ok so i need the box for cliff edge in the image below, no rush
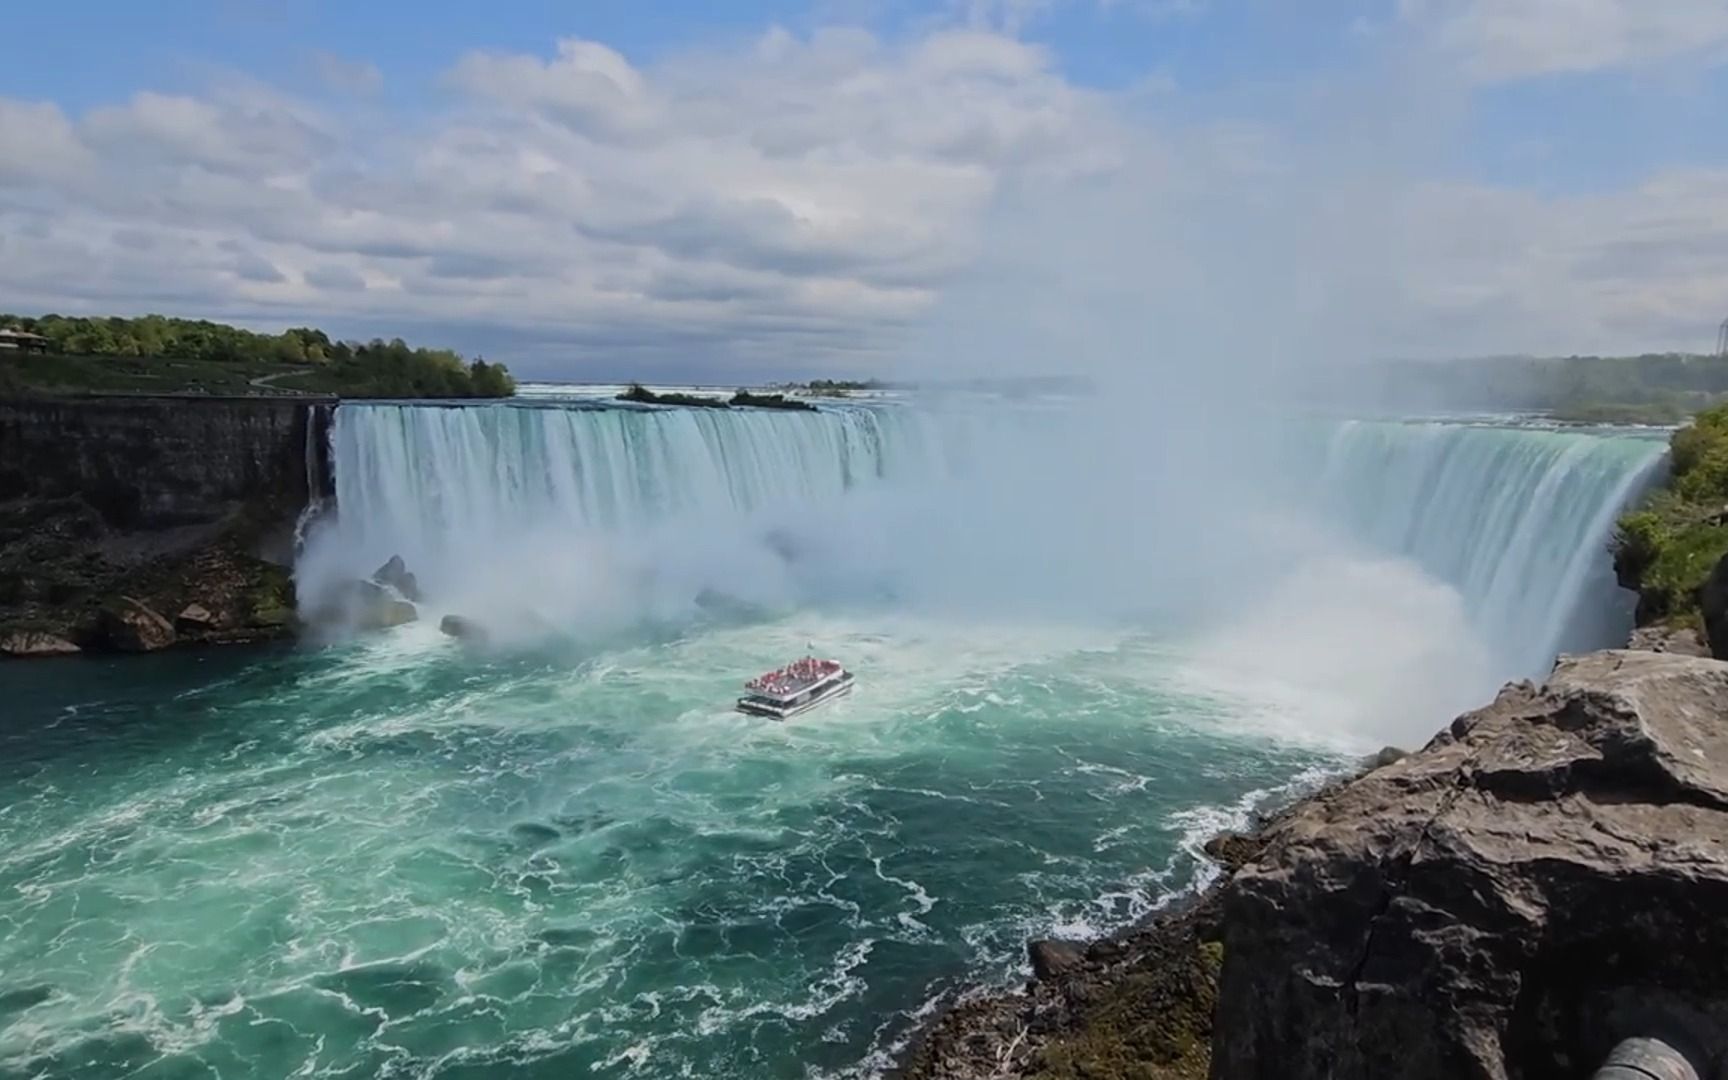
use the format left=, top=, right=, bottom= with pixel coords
left=0, top=397, right=328, bottom=656
left=900, top=650, right=1728, bottom=1079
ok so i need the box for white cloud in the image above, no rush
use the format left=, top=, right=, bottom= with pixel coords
left=1410, top=0, right=1728, bottom=80
left=450, top=39, right=663, bottom=145
left=0, top=99, right=92, bottom=183
left=956, top=0, right=1204, bottom=33
left=312, top=51, right=383, bottom=95
left=1, top=15, right=1727, bottom=377
left=0, top=27, right=1114, bottom=374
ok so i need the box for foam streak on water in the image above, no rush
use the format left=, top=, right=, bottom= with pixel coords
left=0, top=626, right=1339, bottom=1080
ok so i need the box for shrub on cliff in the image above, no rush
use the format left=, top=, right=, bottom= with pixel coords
left=0, top=362, right=28, bottom=399
left=1614, top=402, right=1728, bottom=625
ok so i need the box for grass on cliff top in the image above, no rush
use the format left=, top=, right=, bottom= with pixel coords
left=1, top=350, right=516, bottom=400
left=1614, top=402, right=1728, bottom=624
left=0, top=352, right=305, bottom=396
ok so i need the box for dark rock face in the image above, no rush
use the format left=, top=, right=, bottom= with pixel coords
left=0, top=397, right=319, bottom=529
left=0, top=398, right=321, bottom=656
left=1213, top=650, right=1728, bottom=1080
left=99, top=596, right=176, bottom=652
left=1701, top=552, right=1728, bottom=660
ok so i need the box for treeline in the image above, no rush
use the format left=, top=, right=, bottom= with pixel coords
left=618, top=384, right=815, bottom=411
left=1304, top=353, right=1728, bottom=421
left=313, top=339, right=515, bottom=398
left=0, top=313, right=514, bottom=398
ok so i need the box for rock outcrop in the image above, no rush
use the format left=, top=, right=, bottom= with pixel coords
left=1028, top=939, right=1086, bottom=983
left=0, top=398, right=326, bottom=657
left=902, top=902, right=1224, bottom=1080
left=1213, top=649, right=1728, bottom=1079
left=1702, top=552, right=1728, bottom=660
left=901, top=650, right=1728, bottom=1080
left=99, top=596, right=177, bottom=652
left=1629, top=623, right=1711, bottom=657
left=439, top=614, right=489, bottom=646
left=345, top=580, right=417, bottom=630
left=0, top=397, right=323, bottom=528
left=373, top=555, right=423, bottom=603
left=0, top=629, right=80, bottom=657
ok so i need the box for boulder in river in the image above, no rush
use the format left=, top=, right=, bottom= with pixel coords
left=1214, top=649, right=1728, bottom=1080
left=319, top=578, right=417, bottom=631
left=1028, top=939, right=1086, bottom=983
left=372, top=554, right=423, bottom=602
left=439, top=614, right=489, bottom=646
left=99, top=596, right=176, bottom=652
left=175, top=602, right=216, bottom=633
left=0, top=629, right=80, bottom=658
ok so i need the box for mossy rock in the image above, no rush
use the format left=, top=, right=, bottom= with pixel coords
left=1028, top=933, right=1222, bottom=1080
left=245, top=564, right=296, bottom=628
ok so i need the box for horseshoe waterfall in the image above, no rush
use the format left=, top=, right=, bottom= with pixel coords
left=1, top=396, right=1668, bottom=1080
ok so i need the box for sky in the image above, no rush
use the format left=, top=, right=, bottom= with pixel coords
left=3, top=0, right=1728, bottom=380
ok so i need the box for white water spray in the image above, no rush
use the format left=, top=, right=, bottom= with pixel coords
left=298, top=400, right=1664, bottom=731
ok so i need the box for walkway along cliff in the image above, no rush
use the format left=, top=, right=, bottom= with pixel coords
left=0, top=396, right=332, bottom=657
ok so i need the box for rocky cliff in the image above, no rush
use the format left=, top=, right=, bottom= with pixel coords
left=0, top=396, right=331, bottom=656
left=900, top=650, right=1728, bottom=1080
left=0, top=397, right=328, bottom=526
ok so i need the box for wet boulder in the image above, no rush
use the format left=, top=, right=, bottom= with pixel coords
left=372, top=554, right=423, bottom=602
left=1203, top=832, right=1266, bottom=874
left=99, top=596, right=176, bottom=652
left=0, top=629, right=80, bottom=658
left=1028, top=939, right=1086, bottom=983
left=439, top=614, right=489, bottom=646
left=316, top=578, right=417, bottom=631
left=175, top=602, right=216, bottom=633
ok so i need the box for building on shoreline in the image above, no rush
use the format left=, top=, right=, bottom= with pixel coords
left=0, top=328, right=51, bottom=354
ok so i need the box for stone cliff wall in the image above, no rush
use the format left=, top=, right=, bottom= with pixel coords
left=1213, top=649, right=1728, bottom=1080
left=0, top=396, right=331, bottom=528
left=901, top=650, right=1728, bottom=1080
left=0, top=396, right=333, bottom=656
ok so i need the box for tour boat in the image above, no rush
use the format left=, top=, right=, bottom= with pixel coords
left=737, top=656, right=855, bottom=719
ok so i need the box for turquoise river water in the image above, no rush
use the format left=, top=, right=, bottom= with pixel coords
left=0, top=398, right=1667, bottom=1079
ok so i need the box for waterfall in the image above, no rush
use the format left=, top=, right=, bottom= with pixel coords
left=324, top=402, right=950, bottom=559
left=1314, top=420, right=1665, bottom=675
left=297, top=401, right=983, bottom=625
left=303, top=400, right=1666, bottom=677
